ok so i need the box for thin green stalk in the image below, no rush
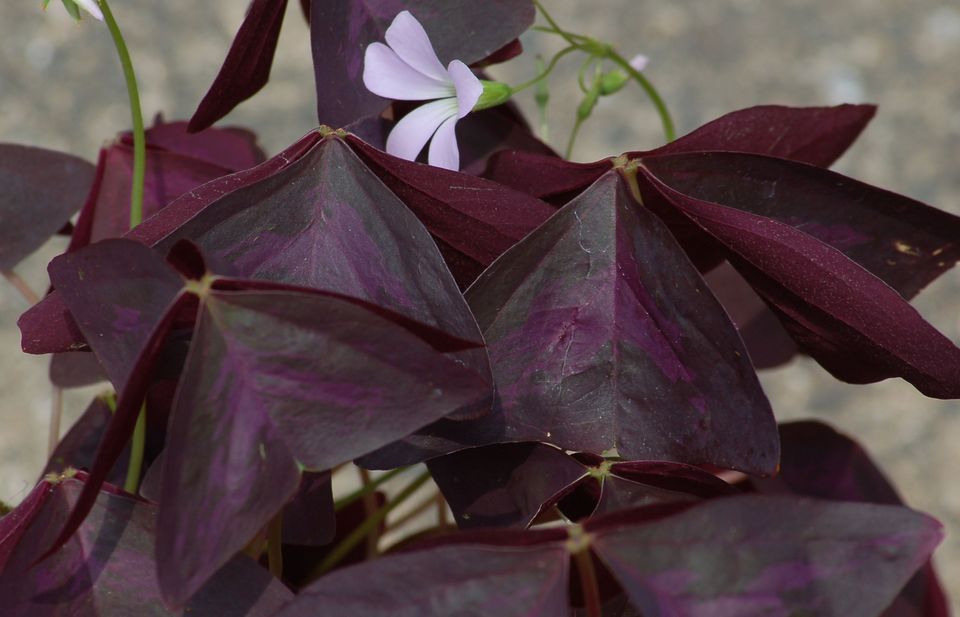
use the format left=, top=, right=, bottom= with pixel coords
left=312, top=469, right=432, bottom=578
left=99, top=0, right=146, bottom=228
left=609, top=51, right=676, bottom=142
left=100, top=0, right=148, bottom=493
left=510, top=45, right=577, bottom=94
left=334, top=466, right=408, bottom=512
left=123, top=403, right=146, bottom=493
left=533, top=0, right=582, bottom=48
left=48, top=386, right=63, bottom=457
left=565, top=114, right=586, bottom=159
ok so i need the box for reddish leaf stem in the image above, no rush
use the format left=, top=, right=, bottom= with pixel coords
left=574, top=549, right=602, bottom=617
left=2, top=269, right=40, bottom=305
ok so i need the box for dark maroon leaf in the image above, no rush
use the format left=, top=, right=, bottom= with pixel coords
left=467, top=170, right=778, bottom=473
left=0, top=144, right=94, bottom=269
left=147, top=135, right=500, bottom=465
left=273, top=542, right=570, bottom=617
left=48, top=239, right=187, bottom=392
left=188, top=0, right=290, bottom=132
left=309, top=0, right=534, bottom=127
left=347, top=134, right=558, bottom=287
left=752, top=421, right=949, bottom=617
left=428, top=442, right=587, bottom=528
left=282, top=471, right=334, bottom=547
left=128, top=130, right=322, bottom=248
left=49, top=351, right=106, bottom=388
left=279, top=491, right=386, bottom=591
left=483, top=149, right=611, bottom=206
left=643, top=103, right=877, bottom=166
left=151, top=137, right=486, bottom=363
left=156, top=285, right=492, bottom=605
left=68, top=120, right=265, bottom=253
left=471, top=38, right=525, bottom=68
left=593, top=461, right=736, bottom=516
left=702, top=261, right=797, bottom=369
left=42, top=395, right=129, bottom=488
left=642, top=151, right=960, bottom=300
left=431, top=443, right=735, bottom=529
left=638, top=168, right=960, bottom=397
left=587, top=495, right=943, bottom=617
left=482, top=104, right=876, bottom=207
left=134, top=119, right=265, bottom=171
left=457, top=103, right=557, bottom=176
left=36, top=293, right=189, bottom=568
left=0, top=472, right=54, bottom=573
left=0, top=476, right=292, bottom=616
left=277, top=493, right=940, bottom=616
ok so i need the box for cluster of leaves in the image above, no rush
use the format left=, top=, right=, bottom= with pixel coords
left=1, top=1, right=959, bottom=615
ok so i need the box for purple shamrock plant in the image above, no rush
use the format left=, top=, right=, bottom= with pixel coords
left=1, top=1, right=958, bottom=615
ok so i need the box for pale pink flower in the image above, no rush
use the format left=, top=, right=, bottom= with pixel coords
left=73, top=0, right=103, bottom=20
left=363, top=11, right=482, bottom=171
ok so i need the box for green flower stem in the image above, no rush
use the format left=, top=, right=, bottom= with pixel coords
left=509, top=45, right=577, bottom=94
left=334, top=465, right=409, bottom=512
left=533, top=0, right=582, bottom=48
left=100, top=0, right=148, bottom=494
left=48, top=386, right=63, bottom=457
left=123, top=402, right=146, bottom=494
left=313, top=469, right=432, bottom=578
left=532, top=0, right=676, bottom=144
left=565, top=112, right=586, bottom=159
left=99, top=0, right=145, bottom=228
left=609, top=50, right=676, bottom=142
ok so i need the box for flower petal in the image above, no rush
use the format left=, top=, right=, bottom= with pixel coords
left=386, top=98, right=458, bottom=162
left=74, top=0, right=104, bottom=21
left=447, top=60, right=482, bottom=119
left=428, top=115, right=461, bottom=171
left=629, top=54, right=650, bottom=72
left=364, top=42, right=453, bottom=101
left=384, top=10, right=449, bottom=82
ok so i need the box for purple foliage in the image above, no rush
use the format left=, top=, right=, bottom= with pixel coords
left=3, top=1, right=958, bottom=614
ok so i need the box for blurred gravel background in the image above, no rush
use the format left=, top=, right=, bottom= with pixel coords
left=1, top=0, right=957, bottom=608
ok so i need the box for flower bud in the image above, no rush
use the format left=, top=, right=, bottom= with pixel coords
left=599, top=70, right=629, bottom=96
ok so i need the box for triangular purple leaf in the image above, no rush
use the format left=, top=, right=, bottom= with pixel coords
left=346, top=134, right=557, bottom=287
left=0, top=475, right=292, bottom=616
left=751, top=421, right=949, bottom=617
left=589, top=495, right=943, bottom=617
left=430, top=443, right=736, bottom=529
left=481, top=104, right=877, bottom=206
left=188, top=0, right=290, bottom=132
left=47, top=239, right=186, bottom=392
left=282, top=471, right=335, bottom=547
left=273, top=542, right=570, bottom=617
left=156, top=284, right=492, bottom=605
left=68, top=120, right=265, bottom=253
left=702, top=261, right=797, bottom=369
left=467, top=170, right=778, bottom=472
left=638, top=168, right=960, bottom=397
left=643, top=103, right=877, bottom=166
left=642, top=151, right=960, bottom=299
left=428, top=442, right=587, bottom=528
left=0, top=144, right=94, bottom=269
